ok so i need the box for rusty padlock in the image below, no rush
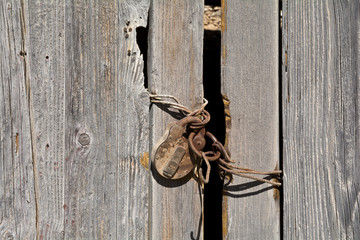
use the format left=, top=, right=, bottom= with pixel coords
left=152, top=116, right=205, bottom=180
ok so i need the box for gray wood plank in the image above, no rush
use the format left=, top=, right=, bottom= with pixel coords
left=221, top=0, right=280, bottom=239
left=26, top=1, right=66, bottom=238
left=1, top=0, right=150, bottom=239
left=63, top=0, right=150, bottom=239
left=282, top=0, right=360, bottom=239
left=148, top=1, right=204, bottom=239
left=0, top=1, right=37, bottom=238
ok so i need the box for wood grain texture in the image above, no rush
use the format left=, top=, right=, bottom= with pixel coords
left=282, top=0, right=360, bottom=239
left=1, top=0, right=150, bottom=239
left=27, top=1, right=66, bottom=238
left=148, top=0, right=204, bottom=239
left=221, top=0, right=280, bottom=239
left=0, top=1, right=37, bottom=238
left=64, top=0, right=150, bottom=239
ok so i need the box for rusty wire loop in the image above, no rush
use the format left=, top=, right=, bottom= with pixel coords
left=150, top=93, right=282, bottom=186
left=188, top=127, right=282, bottom=186
left=199, top=152, right=211, bottom=184
left=149, top=94, right=208, bottom=117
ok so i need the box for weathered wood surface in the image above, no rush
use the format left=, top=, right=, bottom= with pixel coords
left=148, top=0, right=204, bottom=239
left=0, top=1, right=37, bottom=238
left=1, top=0, right=150, bottom=239
left=221, top=0, right=280, bottom=239
left=282, top=0, right=360, bottom=239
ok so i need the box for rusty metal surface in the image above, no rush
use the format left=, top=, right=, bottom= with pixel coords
left=162, top=146, right=186, bottom=178
left=151, top=101, right=282, bottom=186
left=152, top=116, right=204, bottom=180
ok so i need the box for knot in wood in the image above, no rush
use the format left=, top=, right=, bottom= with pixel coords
left=78, top=133, right=90, bottom=146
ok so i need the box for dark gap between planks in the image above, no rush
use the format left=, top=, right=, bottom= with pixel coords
left=279, top=0, right=284, bottom=239
left=136, top=25, right=148, bottom=89
left=203, top=28, right=224, bottom=240
left=203, top=1, right=223, bottom=239
left=205, top=0, right=221, bottom=7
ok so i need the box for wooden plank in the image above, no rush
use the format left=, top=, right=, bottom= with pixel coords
left=148, top=0, right=204, bottom=239
left=282, top=0, right=360, bottom=239
left=221, top=0, right=280, bottom=239
left=26, top=1, right=66, bottom=238
left=1, top=0, right=150, bottom=238
left=63, top=0, right=150, bottom=239
left=0, top=1, right=37, bottom=238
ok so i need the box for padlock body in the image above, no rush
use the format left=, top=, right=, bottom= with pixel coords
left=152, top=122, right=197, bottom=180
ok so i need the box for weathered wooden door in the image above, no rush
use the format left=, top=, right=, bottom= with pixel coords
left=1, top=0, right=151, bottom=238
left=1, top=0, right=359, bottom=239
left=1, top=0, right=203, bottom=239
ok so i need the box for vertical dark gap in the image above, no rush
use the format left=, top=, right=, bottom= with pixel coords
left=136, top=24, right=149, bottom=89
left=279, top=1, right=284, bottom=240
left=203, top=1, right=223, bottom=239
left=205, top=0, right=221, bottom=6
